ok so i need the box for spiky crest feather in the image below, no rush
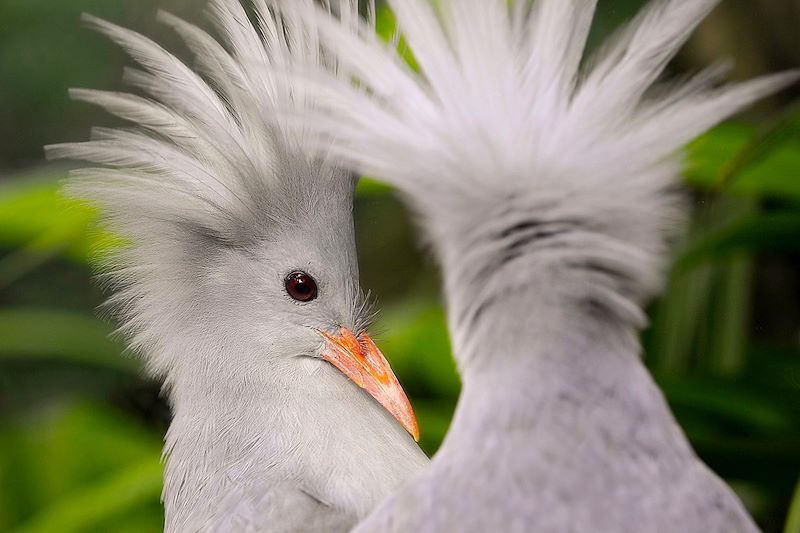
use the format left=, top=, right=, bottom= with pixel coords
left=280, top=0, right=796, bottom=336
left=46, top=0, right=367, bottom=377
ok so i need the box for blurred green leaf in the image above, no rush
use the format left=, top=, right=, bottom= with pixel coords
left=356, top=177, right=394, bottom=197
left=0, top=308, right=132, bottom=372
left=13, top=457, right=162, bottom=533
left=413, top=399, right=455, bottom=455
left=375, top=4, right=398, bottom=41
left=649, top=261, right=715, bottom=373
left=688, top=433, right=800, bottom=494
left=676, top=212, right=800, bottom=271
left=0, top=403, right=162, bottom=531
left=786, top=476, right=800, bottom=533
left=715, top=105, right=800, bottom=193
left=376, top=300, right=460, bottom=399
left=705, top=254, right=752, bottom=376
left=375, top=5, right=419, bottom=70
left=685, top=123, right=755, bottom=188
left=731, top=143, right=800, bottom=202
left=0, top=178, right=111, bottom=265
left=685, top=116, right=800, bottom=202
left=747, top=345, right=800, bottom=395
left=659, top=377, right=795, bottom=433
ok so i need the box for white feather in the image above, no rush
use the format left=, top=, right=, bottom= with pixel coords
left=46, top=1, right=369, bottom=375
left=280, top=0, right=797, bottom=311
left=271, top=1, right=796, bottom=531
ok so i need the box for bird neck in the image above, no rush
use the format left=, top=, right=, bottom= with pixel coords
left=432, top=203, right=651, bottom=376
left=447, top=269, right=642, bottom=408
left=160, top=343, right=426, bottom=532
left=162, top=360, right=308, bottom=531
left=430, top=204, right=692, bottom=477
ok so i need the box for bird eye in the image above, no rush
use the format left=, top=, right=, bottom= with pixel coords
left=285, top=271, right=318, bottom=302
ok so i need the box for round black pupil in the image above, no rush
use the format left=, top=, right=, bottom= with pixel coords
left=293, top=280, right=310, bottom=294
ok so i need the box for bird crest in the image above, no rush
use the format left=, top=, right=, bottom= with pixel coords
left=270, top=0, right=797, bottom=324
left=46, top=0, right=367, bottom=376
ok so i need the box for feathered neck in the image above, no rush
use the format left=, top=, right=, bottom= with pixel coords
left=161, top=333, right=424, bottom=532
left=424, top=187, right=658, bottom=372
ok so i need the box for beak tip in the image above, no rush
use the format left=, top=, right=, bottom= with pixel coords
left=404, top=413, right=420, bottom=442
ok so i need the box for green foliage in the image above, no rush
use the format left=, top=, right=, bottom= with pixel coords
left=372, top=301, right=460, bottom=453
left=1, top=1, right=799, bottom=531
left=0, top=307, right=132, bottom=371
left=786, top=477, right=800, bottom=533
left=0, top=404, right=163, bottom=533
left=0, top=178, right=116, bottom=288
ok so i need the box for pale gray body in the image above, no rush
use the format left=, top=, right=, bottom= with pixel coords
left=354, top=291, right=756, bottom=533
left=351, top=196, right=760, bottom=533
left=211, top=482, right=354, bottom=532
left=48, top=0, right=428, bottom=530
left=274, top=0, right=796, bottom=530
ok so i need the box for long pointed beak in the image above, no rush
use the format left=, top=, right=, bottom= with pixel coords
left=319, top=327, right=419, bottom=442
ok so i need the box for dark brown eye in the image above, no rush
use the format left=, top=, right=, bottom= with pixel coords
left=285, top=271, right=318, bottom=302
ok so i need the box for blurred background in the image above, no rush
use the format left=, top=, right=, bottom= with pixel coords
left=1, top=0, right=799, bottom=531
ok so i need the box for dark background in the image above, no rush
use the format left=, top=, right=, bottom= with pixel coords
left=1, top=0, right=799, bottom=531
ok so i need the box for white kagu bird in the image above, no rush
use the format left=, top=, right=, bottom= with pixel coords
left=276, top=0, right=798, bottom=531
left=46, top=0, right=428, bottom=531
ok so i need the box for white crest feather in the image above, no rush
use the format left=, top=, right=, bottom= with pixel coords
left=46, top=0, right=366, bottom=376
left=277, top=0, right=797, bottom=317
left=289, top=0, right=797, bottom=189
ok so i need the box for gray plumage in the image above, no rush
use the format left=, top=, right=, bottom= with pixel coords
left=272, top=0, right=798, bottom=531
left=46, top=1, right=427, bottom=530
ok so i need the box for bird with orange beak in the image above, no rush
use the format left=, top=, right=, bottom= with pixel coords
left=47, top=0, right=427, bottom=530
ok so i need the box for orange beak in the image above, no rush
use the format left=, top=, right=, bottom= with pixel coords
left=319, top=327, right=419, bottom=442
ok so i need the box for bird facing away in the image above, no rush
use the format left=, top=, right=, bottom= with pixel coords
left=276, top=0, right=798, bottom=531
left=46, top=0, right=428, bottom=530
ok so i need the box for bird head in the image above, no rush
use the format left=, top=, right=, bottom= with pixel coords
left=46, top=2, right=418, bottom=442
left=183, top=162, right=419, bottom=440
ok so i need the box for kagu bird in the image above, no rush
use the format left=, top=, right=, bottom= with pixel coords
left=47, top=0, right=427, bottom=531
left=280, top=0, right=798, bottom=531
